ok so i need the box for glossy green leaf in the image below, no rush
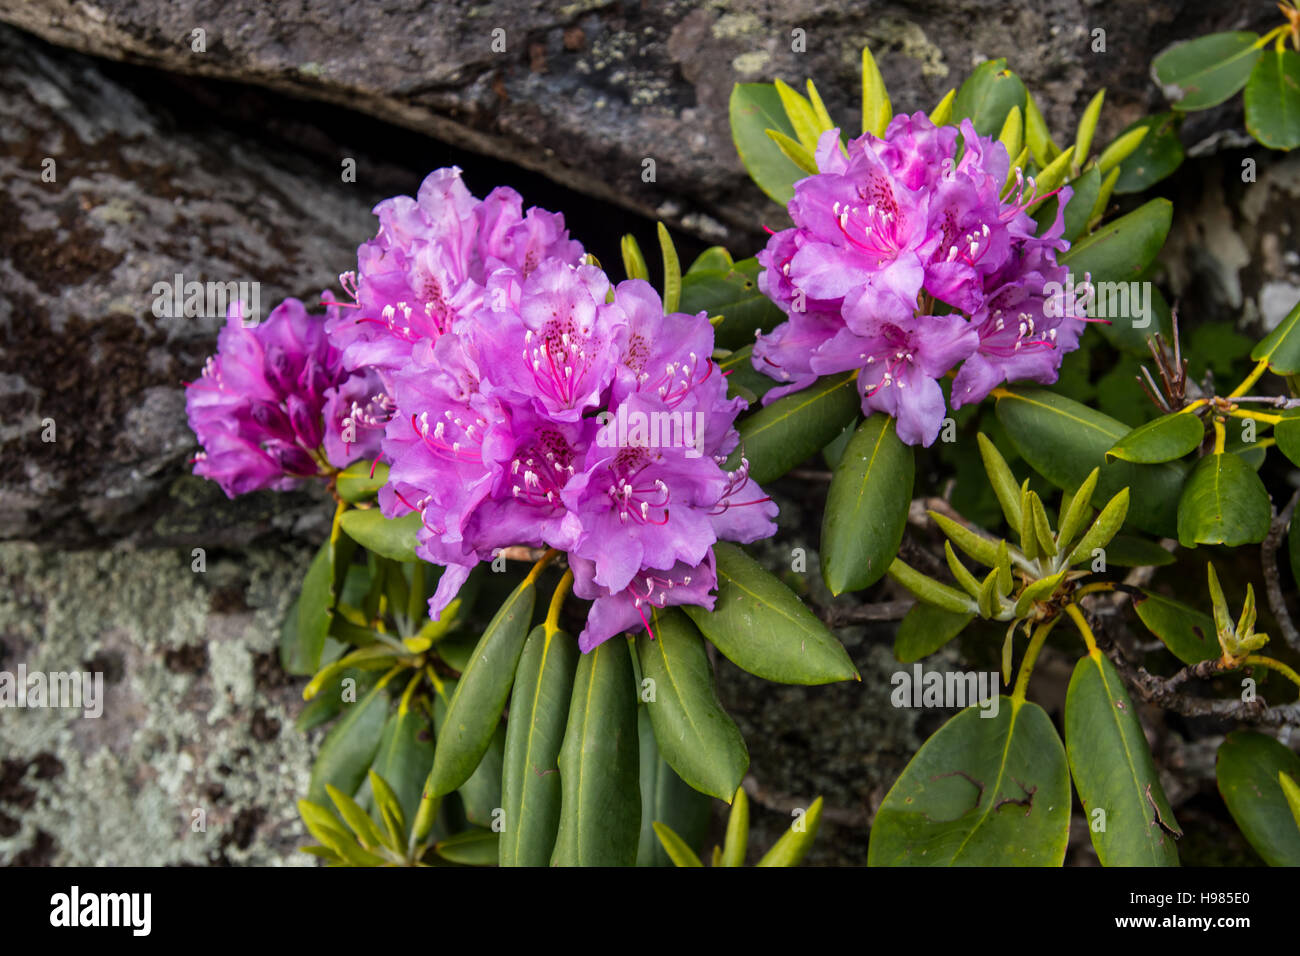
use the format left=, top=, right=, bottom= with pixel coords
left=552, top=637, right=641, bottom=866
left=657, top=222, right=682, bottom=314
left=1023, top=92, right=1058, bottom=166
left=868, top=698, right=1070, bottom=866
left=1216, top=731, right=1300, bottom=866
left=428, top=573, right=537, bottom=797
left=729, top=372, right=860, bottom=484
left=637, top=610, right=748, bottom=801
left=1066, top=650, right=1181, bottom=865
left=894, top=602, right=974, bottom=664
left=721, top=786, right=750, bottom=866
left=307, top=676, right=392, bottom=803
left=1113, top=113, right=1184, bottom=194
left=1133, top=589, right=1218, bottom=664
left=336, top=460, right=389, bottom=502
left=368, top=706, right=435, bottom=826
left=953, top=58, right=1027, bottom=138
left=652, top=822, right=704, bottom=867
left=821, top=414, right=914, bottom=594
left=1060, top=195, right=1171, bottom=283
left=500, top=624, right=578, bottom=867
left=286, top=525, right=356, bottom=675
left=339, top=509, right=421, bottom=562
left=757, top=796, right=824, bottom=867
left=621, top=233, right=649, bottom=281
left=1106, top=411, right=1204, bottom=463
left=1154, top=32, right=1261, bottom=111
left=679, top=256, right=786, bottom=350
left=1250, top=299, right=1300, bottom=374
left=888, top=558, right=979, bottom=615
left=977, top=432, right=1023, bottom=534
left=1245, top=47, right=1300, bottom=150
left=718, top=342, right=775, bottom=405
left=459, top=723, right=505, bottom=829
left=634, top=706, right=712, bottom=867
left=730, top=83, right=807, bottom=204
left=435, top=828, right=500, bottom=866
left=995, top=388, right=1186, bottom=537
left=1275, top=415, right=1300, bottom=466
left=1176, top=451, right=1272, bottom=547
left=685, top=542, right=858, bottom=685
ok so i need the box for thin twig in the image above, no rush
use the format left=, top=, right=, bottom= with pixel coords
left=1262, top=487, right=1300, bottom=655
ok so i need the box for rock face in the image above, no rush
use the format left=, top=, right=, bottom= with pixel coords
left=0, top=0, right=1275, bottom=242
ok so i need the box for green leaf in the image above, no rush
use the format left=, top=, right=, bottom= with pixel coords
left=953, top=58, right=1027, bottom=138
left=1216, top=731, right=1300, bottom=866
left=977, top=433, right=1023, bottom=534
left=1113, top=113, right=1184, bottom=194
left=1250, top=299, right=1300, bottom=374
left=1106, top=411, right=1204, bottom=463
left=1245, top=46, right=1300, bottom=149
left=929, top=88, right=956, bottom=127
left=685, top=543, right=858, bottom=685
left=1066, top=488, right=1128, bottom=566
left=336, top=461, right=389, bottom=502
left=1066, top=650, right=1181, bottom=865
left=500, top=624, right=578, bottom=867
left=657, top=222, right=682, bottom=314
left=435, top=828, right=500, bottom=866
left=286, top=525, right=357, bottom=675
left=861, top=46, right=892, bottom=137
left=1153, top=32, right=1261, bottom=112
left=651, top=822, right=704, bottom=867
left=339, top=509, right=421, bottom=562
left=634, top=706, right=712, bottom=867
left=1074, top=89, right=1104, bottom=164
left=1023, top=92, right=1058, bottom=166
left=730, top=83, right=807, bottom=204
left=821, top=414, right=914, bottom=594
left=1133, top=590, right=1219, bottom=664
left=679, top=256, right=786, bottom=350
left=308, top=675, right=392, bottom=803
left=552, top=637, right=641, bottom=866
left=888, top=559, right=979, bottom=615
left=621, top=234, right=649, bottom=281
left=428, top=573, right=537, bottom=797
left=729, top=372, right=860, bottom=485
left=636, top=610, right=748, bottom=801
left=995, top=388, right=1186, bottom=537
left=458, top=723, right=505, bottom=829
left=721, top=786, right=750, bottom=866
left=1103, top=535, right=1175, bottom=567
left=868, top=699, right=1070, bottom=865
left=1276, top=415, right=1300, bottom=466
left=894, top=602, right=974, bottom=664
left=1034, top=167, right=1099, bottom=244
left=368, top=706, right=435, bottom=826
left=757, top=796, right=824, bottom=867
left=774, top=78, right=823, bottom=150
left=1176, top=451, right=1272, bottom=547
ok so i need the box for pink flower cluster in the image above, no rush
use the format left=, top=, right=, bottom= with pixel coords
left=753, top=113, right=1088, bottom=446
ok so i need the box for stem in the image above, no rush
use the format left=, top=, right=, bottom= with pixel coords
left=1243, top=655, right=1300, bottom=692
left=523, top=549, right=560, bottom=588
left=1255, top=24, right=1289, bottom=50
left=1065, top=602, right=1100, bottom=655
left=545, top=569, right=575, bottom=637
left=1228, top=358, right=1270, bottom=398
left=1075, top=581, right=1117, bottom=598
left=1213, top=418, right=1227, bottom=454
left=1012, top=615, right=1060, bottom=704
left=1228, top=407, right=1282, bottom=425
left=1177, top=398, right=1207, bottom=415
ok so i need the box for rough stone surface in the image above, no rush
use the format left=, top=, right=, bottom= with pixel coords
left=0, top=0, right=1277, bottom=242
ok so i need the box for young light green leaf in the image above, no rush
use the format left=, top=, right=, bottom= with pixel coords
left=621, top=234, right=649, bottom=281
left=652, top=822, right=705, bottom=867
left=1074, top=89, right=1104, bottom=165
left=861, top=46, right=892, bottom=137
left=757, top=796, right=823, bottom=866
left=887, top=558, right=978, bottom=615
left=721, top=786, right=750, bottom=866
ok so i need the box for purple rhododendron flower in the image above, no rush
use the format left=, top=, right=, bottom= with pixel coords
left=187, top=297, right=372, bottom=497
left=327, top=167, right=584, bottom=384
left=379, top=261, right=777, bottom=652
left=753, top=112, right=1087, bottom=446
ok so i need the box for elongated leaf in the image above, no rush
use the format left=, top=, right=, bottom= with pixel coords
left=953, top=58, right=1027, bottom=138
left=821, top=414, right=914, bottom=594
left=552, top=637, right=640, bottom=866
left=652, top=822, right=704, bottom=867
left=435, top=828, right=500, bottom=866
left=636, top=610, right=748, bottom=801
left=730, top=373, right=860, bottom=484
left=1176, top=451, right=1272, bottom=547
left=679, top=256, right=786, bottom=350
left=1154, top=32, right=1261, bottom=111
left=757, top=796, right=824, bottom=866
left=1106, top=411, right=1203, bottom=463
left=730, top=83, right=807, bottom=204
left=1216, top=731, right=1300, bottom=866
left=368, top=706, right=435, bottom=826
left=459, top=723, right=505, bottom=828
left=995, top=388, right=1187, bottom=537
left=721, top=786, right=750, bottom=866
left=308, top=677, right=391, bottom=803
left=336, top=461, right=389, bottom=503
left=1133, top=590, right=1218, bottom=664
left=1245, top=47, right=1300, bottom=149
left=1034, top=167, right=1098, bottom=244
left=428, top=574, right=537, bottom=797
left=1066, top=650, right=1181, bottom=865
left=686, top=542, right=858, bottom=685
left=1276, top=415, right=1300, bottom=466
left=339, top=509, right=421, bottom=562
left=287, top=527, right=357, bottom=675
left=894, top=602, right=974, bottom=664
left=1103, top=535, right=1175, bottom=568
left=500, top=624, right=578, bottom=866
left=1114, top=113, right=1184, bottom=194
left=861, top=46, right=892, bottom=137
left=1250, top=299, right=1300, bottom=375
left=635, top=705, right=712, bottom=867
left=868, top=698, right=1070, bottom=866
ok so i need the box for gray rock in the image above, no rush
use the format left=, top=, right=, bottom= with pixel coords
left=0, top=0, right=1275, bottom=244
